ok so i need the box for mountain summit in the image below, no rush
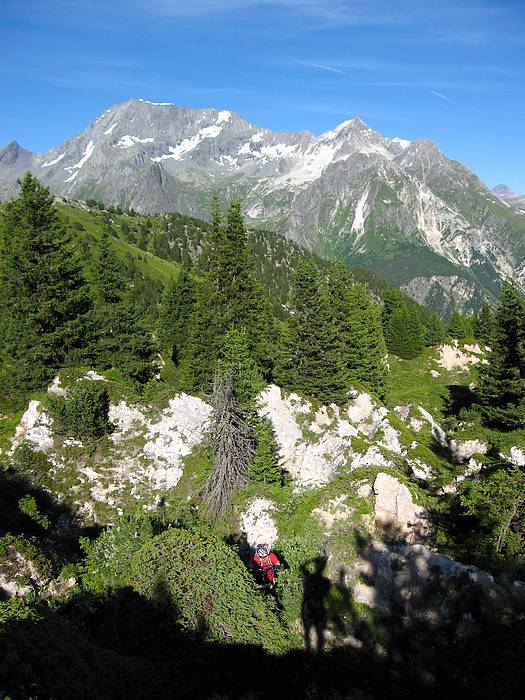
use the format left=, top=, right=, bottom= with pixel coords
left=1, top=97, right=524, bottom=316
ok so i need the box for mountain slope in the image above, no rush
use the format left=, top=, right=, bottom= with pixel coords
left=2, top=98, right=525, bottom=316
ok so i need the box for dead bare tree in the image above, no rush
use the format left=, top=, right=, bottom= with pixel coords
left=200, top=375, right=254, bottom=519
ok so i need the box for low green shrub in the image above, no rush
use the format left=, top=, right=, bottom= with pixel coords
left=80, top=508, right=154, bottom=594
left=18, top=495, right=50, bottom=531
left=130, top=528, right=290, bottom=653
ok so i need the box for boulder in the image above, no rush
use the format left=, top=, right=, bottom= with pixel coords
left=373, top=472, right=427, bottom=542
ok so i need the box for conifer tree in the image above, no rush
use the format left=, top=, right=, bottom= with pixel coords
left=447, top=312, right=472, bottom=340
left=327, top=263, right=387, bottom=399
left=424, top=313, right=446, bottom=346
left=286, top=260, right=348, bottom=404
left=249, top=419, right=282, bottom=485
left=476, top=282, right=525, bottom=430
left=181, top=275, right=221, bottom=392
left=187, top=198, right=273, bottom=390
left=0, top=173, right=92, bottom=398
left=216, top=326, right=264, bottom=409
left=474, top=302, right=497, bottom=345
left=461, top=451, right=525, bottom=560
left=382, top=289, right=424, bottom=360
left=157, top=267, right=195, bottom=364
left=219, top=200, right=272, bottom=370
left=90, top=230, right=157, bottom=385
left=200, top=376, right=253, bottom=519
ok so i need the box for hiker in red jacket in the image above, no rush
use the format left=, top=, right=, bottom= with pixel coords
left=253, top=543, right=281, bottom=589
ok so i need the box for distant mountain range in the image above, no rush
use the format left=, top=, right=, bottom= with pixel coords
left=1, top=97, right=524, bottom=316
left=491, top=184, right=525, bottom=214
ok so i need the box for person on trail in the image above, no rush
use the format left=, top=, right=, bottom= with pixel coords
left=253, top=543, right=281, bottom=589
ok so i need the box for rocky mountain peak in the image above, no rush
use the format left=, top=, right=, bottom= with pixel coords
left=492, top=183, right=516, bottom=199
left=0, top=141, right=33, bottom=164
left=1, top=98, right=524, bottom=318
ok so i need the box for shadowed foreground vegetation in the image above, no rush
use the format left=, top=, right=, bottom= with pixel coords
left=2, top=546, right=525, bottom=700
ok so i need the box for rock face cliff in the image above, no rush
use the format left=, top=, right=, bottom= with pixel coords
left=2, top=98, right=525, bottom=315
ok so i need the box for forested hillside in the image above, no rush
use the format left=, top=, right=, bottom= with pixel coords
left=1, top=176, right=525, bottom=699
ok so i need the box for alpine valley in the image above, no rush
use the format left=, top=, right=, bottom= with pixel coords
left=2, top=97, right=525, bottom=317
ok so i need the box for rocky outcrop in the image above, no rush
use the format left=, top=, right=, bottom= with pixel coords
left=240, top=498, right=278, bottom=548
left=435, top=341, right=488, bottom=372
left=257, top=385, right=407, bottom=490
left=373, top=472, right=427, bottom=543
left=347, top=539, right=525, bottom=630
left=8, top=390, right=213, bottom=523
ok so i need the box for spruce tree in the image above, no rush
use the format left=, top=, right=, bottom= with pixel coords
left=90, top=230, right=157, bottom=385
left=0, top=173, right=92, bottom=399
left=327, top=263, right=387, bottom=399
left=461, top=451, right=525, bottom=560
left=157, top=267, right=195, bottom=364
left=447, top=312, right=472, bottom=340
left=216, top=326, right=264, bottom=409
left=286, top=260, right=348, bottom=405
left=476, top=282, right=525, bottom=430
left=424, top=313, right=446, bottom=346
left=383, top=294, right=424, bottom=360
left=186, top=198, right=273, bottom=391
left=181, top=275, right=221, bottom=392
left=249, top=419, right=282, bottom=485
left=474, top=302, right=497, bottom=345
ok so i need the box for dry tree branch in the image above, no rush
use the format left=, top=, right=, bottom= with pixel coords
left=200, top=375, right=254, bottom=519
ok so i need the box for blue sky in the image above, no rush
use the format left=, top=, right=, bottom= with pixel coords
left=1, top=0, right=524, bottom=191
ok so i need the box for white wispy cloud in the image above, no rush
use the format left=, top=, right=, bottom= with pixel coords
left=295, top=60, right=345, bottom=74
left=430, top=90, right=456, bottom=103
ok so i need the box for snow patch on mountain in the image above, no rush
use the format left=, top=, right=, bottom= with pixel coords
left=216, top=110, right=231, bottom=124
left=151, top=124, right=224, bottom=162
left=104, top=123, right=118, bottom=136
left=117, top=135, right=154, bottom=148
left=63, top=140, right=95, bottom=182
left=274, top=141, right=340, bottom=187
left=41, top=153, right=65, bottom=168
left=138, top=99, right=173, bottom=106
left=392, top=137, right=410, bottom=149
left=351, top=189, right=369, bottom=238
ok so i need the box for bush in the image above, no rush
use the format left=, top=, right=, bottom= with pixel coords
left=48, top=382, right=111, bottom=440
left=18, top=495, right=50, bottom=530
left=0, top=596, right=40, bottom=624
left=80, top=508, right=155, bottom=594
left=10, top=444, right=54, bottom=489
left=130, top=528, right=290, bottom=652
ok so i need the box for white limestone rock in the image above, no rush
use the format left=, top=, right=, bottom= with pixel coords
left=408, top=459, right=433, bottom=480
left=257, top=385, right=356, bottom=489
left=81, top=370, right=107, bottom=382
left=47, top=376, right=67, bottom=396
left=436, top=341, right=488, bottom=371
left=449, top=439, right=487, bottom=463
left=351, top=446, right=392, bottom=470
left=373, top=472, right=426, bottom=541
left=508, top=446, right=525, bottom=466
left=11, top=400, right=54, bottom=453
left=241, top=498, right=278, bottom=547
